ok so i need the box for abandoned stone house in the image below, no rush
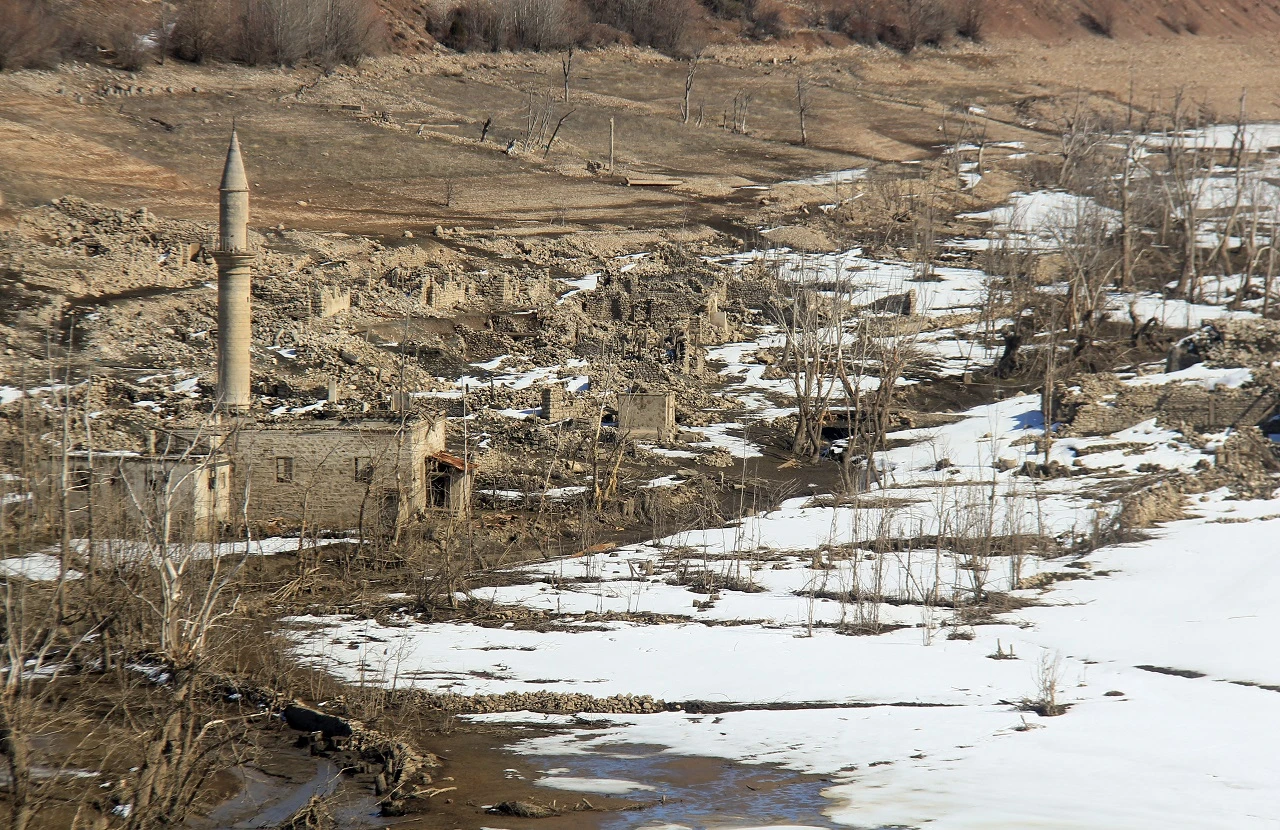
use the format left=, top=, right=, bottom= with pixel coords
left=68, top=416, right=470, bottom=539
left=217, top=416, right=466, bottom=529
left=65, top=448, right=233, bottom=542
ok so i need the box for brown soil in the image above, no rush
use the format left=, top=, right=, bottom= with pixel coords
left=6, top=36, right=1280, bottom=241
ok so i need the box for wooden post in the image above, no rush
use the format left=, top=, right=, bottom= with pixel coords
left=609, top=117, right=615, bottom=173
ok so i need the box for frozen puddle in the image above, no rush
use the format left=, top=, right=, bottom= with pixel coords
left=533, top=775, right=655, bottom=795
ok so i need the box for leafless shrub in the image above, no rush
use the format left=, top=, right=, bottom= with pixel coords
left=238, top=0, right=386, bottom=67
left=432, top=0, right=703, bottom=54
left=1024, top=649, right=1065, bottom=716
left=104, top=7, right=156, bottom=71
left=433, top=0, right=505, bottom=51
left=171, top=0, right=232, bottom=63
left=316, top=0, right=387, bottom=66
left=1079, top=0, right=1117, bottom=37
left=699, top=0, right=745, bottom=18
left=588, top=0, right=704, bottom=54
left=746, top=0, right=788, bottom=39
left=506, top=0, right=584, bottom=50
left=893, top=0, right=953, bottom=53
left=0, top=0, right=68, bottom=70
left=823, top=0, right=891, bottom=45
left=170, top=0, right=384, bottom=67
left=952, top=0, right=984, bottom=41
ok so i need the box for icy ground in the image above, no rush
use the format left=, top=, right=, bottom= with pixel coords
left=287, top=376, right=1280, bottom=828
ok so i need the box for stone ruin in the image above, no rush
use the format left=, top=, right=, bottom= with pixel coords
left=541, top=385, right=583, bottom=421
left=310, top=283, right=350, bottom=318
left=618, top=391, right=677, bottom=443
left=1057, top=318, right=1280, bottom=437
left=412, top=265, right=553, bottom=313
left=1056, top=371, right=1279, bottom=437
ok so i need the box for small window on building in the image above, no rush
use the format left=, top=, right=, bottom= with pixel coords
left=354, top=457, right=374, bottom=483
left=275, top=456, right=294, bottom=483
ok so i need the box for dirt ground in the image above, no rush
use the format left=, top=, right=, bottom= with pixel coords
left=5, top=35, right=1280, bottom=241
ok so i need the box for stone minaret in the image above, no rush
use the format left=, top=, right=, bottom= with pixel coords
left=212, top=130, right=254, bottom=412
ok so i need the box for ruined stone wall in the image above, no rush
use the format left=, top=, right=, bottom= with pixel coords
left=1060, top=375, right=1277, bottom=436
left=310, top=284, right=351, bottom=318
left=421, top=276, right=467, bottom=311
left=541, top=386, right=581, bottom=421
left=618, top=392, right=676, bottom=442
left=64, top=453, right=231, bottom=541
left=1157, top=385, right=1275, bottom=429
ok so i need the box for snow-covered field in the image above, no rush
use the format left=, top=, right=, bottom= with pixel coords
left=2, top=536, right=357, bottom=582
left=286, top=370, right=1280, bottom=827
left=280, top=180, right=1280, bottom=827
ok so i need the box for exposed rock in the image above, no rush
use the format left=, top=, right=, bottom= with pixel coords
left=488, top=801, right=559, bottom=818
left=282, top=704, right=353, bottom=738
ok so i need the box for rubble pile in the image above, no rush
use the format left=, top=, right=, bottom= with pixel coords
left=1, top=196, right=773, bottom=533
left=1201, top=318, right=1280, bottom=367
left=403, top=689, right=665, bottom=715
left=1057, top=370, right=1279, bottom=437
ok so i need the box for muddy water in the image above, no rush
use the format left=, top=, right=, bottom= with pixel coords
left=520, top=743, right=845, bottom=830
left=200, top=758, right=386, bottom=830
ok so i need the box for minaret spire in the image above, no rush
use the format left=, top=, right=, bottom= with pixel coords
left=218, top=129, right=250, bottom=252
left=213, top=128, right=254, bottom=412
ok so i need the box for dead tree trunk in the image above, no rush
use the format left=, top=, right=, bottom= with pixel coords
left=681, top=52, right=700, bottom=124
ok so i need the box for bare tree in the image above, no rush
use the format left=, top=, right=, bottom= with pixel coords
left=895, top=0, right=952, bottom=53
left=171, top=0, right=232, bottom=63
left=1053, top=198, right=1119, bottom=342
left=680, top=50, right=701, bottom=124
left=561, top=46, right=574, bottom=102
left=731, top=89, right=752, bottom=134
left=795, top=73, right=812, bottom=146
left=543, top=109, right=575, bottom=158
left=767, top=255, right=847, bottom=461
left=1149, top=91, right=1215, bottom=300
left=1055, top=95, right=1106, bottom=191
left=1, top=459, right=91, bottom=830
